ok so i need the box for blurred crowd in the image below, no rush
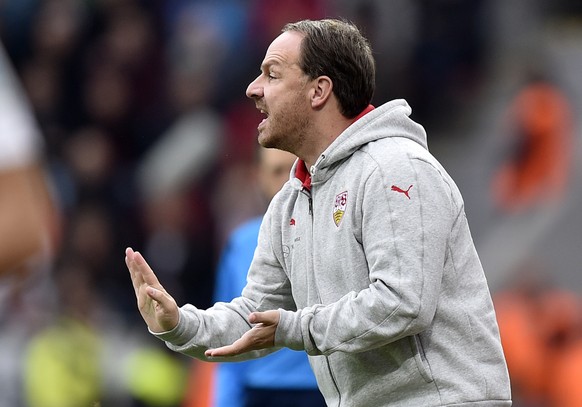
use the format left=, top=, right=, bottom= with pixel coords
left=1, top=0, right=581, bottom=406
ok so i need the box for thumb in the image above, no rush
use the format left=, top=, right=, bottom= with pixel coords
left=249, top=310, right=280, bottom=325
left=146, top=286, right=170, bottom=306
left=145, top=286, right=179, bottom=331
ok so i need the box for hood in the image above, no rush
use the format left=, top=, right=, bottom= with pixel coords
left=290, top=99, right=428, bottom=188
left=323, top=98, right=426, bottom=164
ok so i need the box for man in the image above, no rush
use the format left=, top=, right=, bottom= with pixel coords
left=0, top=40, right=59, bottom=407
left=211, top=147, right=324, bottom=407
left=0, top=42, right=57, bottom=276
left=126, top=19, right=512, bottom=406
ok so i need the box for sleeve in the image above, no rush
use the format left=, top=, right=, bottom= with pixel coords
left=277, top=157, right=455, bottom=355
left=0, top=43, right=42, bottom=170
left=154, top=210, right=294, bottom=361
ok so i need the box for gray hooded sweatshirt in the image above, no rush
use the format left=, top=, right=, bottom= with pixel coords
left=155, top=99, right=512, bottom=406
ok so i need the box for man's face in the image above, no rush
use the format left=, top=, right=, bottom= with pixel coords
left=246, top=31, right=312, bottom=153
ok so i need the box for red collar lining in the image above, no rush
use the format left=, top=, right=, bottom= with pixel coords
left=295, top=160, right=312, bottom=191
left=353, top=104, right=375, bottom=122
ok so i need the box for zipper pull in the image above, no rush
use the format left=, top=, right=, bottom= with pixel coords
left=308, top=197, right=313, bottom=215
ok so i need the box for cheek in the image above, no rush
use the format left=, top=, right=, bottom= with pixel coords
left=279, top=93, right=308, bottom=119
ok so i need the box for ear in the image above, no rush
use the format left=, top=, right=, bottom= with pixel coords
left=310, top=76, right=333, bottom=109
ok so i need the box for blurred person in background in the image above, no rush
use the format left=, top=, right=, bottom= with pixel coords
left=126, top=19, right=511, bottom=406
left=22, top=254, right=190, bottom=407
left=23, top=257, right=103, bottom=407
left=491, top=72, right=574, bottom=214
left=0, top=41, right=59, bottom=278
left=547, top=324, right=582, bottom=407
left=206, top=147, right=325, bottom=407
left=135, top=22, right=224, bottom=309
left=494, top=259, right=582, bottom=407
left=0, top=39, right=61, bottom=407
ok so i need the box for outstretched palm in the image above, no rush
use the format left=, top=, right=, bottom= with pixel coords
left=205, top=310, right=280, bottom=357
left=125, top=247, right=179, bottom=333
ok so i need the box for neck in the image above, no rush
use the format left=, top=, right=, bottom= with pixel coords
left=299, top=115, right=353, bottom=169
left=298, top=104, right=375, bottom=168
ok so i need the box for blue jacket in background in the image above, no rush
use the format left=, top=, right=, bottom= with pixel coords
left=212, top=216, right=319, bottom=407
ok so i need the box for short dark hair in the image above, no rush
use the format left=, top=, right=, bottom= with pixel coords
left=282, top=19, right=375, bottom=118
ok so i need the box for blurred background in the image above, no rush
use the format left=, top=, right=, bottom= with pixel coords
left=1, top=0, right=581, bottom=406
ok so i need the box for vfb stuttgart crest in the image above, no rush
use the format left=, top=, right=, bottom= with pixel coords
left=333, top=191, right=348, bottom=227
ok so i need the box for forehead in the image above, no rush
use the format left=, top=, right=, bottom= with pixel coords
left=261, top=31, right=304, bottom=69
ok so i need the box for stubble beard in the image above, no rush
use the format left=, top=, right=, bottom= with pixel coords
left=258, top=105, right=310, bottom=156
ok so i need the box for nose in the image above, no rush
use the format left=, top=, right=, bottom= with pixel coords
left=246, top=75, right=263, bottom=99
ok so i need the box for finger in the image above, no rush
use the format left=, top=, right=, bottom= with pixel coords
left=126, top=248, right=141, bottom=292
left=125, top=246, right=135, bottom=260
left=146, top=286, right=173, bottom=309
left=133, top=251, right=164, bottom=288
left=126, top=247, right=146, bottom=296
left=205, top=316, right=278, bottom=358
left=249, top=310, right=280, bottom=325
left=145, top=285, right=179, bottom=332
left=205, top=336, right=251, bottom=358
left=127, top=249, right=163, bottom=291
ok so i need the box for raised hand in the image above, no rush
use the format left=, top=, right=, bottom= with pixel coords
left=125, top=247, right=179, bottom=333
left=204, top=310, right=280, bottom=357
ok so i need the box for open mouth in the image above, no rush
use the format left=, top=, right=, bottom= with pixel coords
left=258, top=109, right=269, bottom=129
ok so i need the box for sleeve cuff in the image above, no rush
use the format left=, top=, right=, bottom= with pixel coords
left=150, top=306, right=199, bottom=346
left=275, top=308, right=307, bottom=351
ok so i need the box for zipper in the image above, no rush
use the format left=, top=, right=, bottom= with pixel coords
left=302, top=185, right=341, bottom=404
left=300, top=188, right=313, bottom=216
left=325, top=356, right=342, bottom=406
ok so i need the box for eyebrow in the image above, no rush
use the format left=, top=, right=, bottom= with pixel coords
left=260, top=60, right=282, bottom=72
left=261, top=61, right=304, bottom=78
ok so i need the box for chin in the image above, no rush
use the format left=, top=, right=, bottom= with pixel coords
left=257, top=135, right=268, bottom=148
left=259, top=130, right=291, bottom=151
left=258, top=133, right=276, bottom=149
